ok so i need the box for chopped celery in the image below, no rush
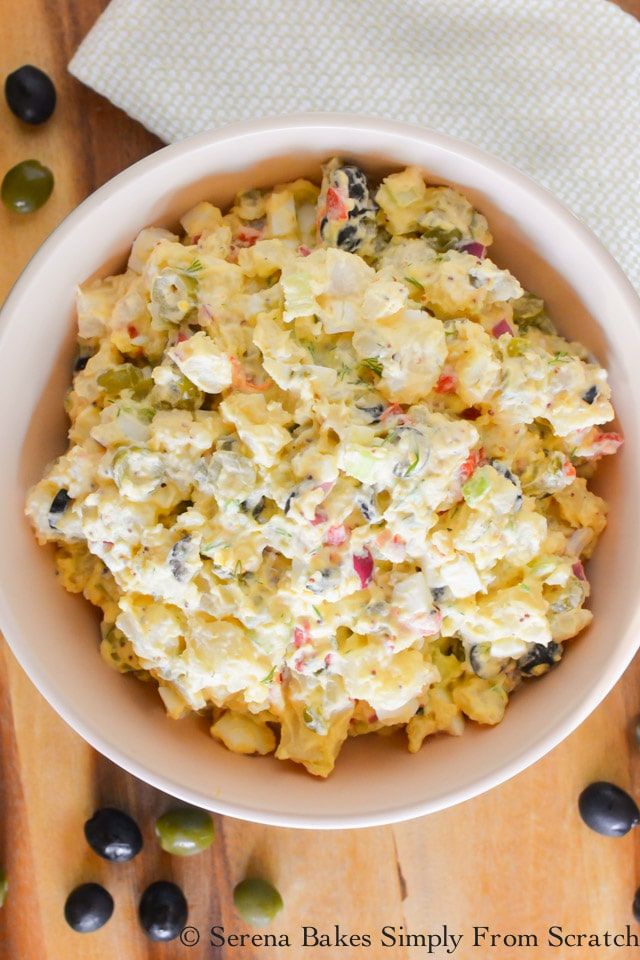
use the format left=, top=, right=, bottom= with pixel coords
left=341, top=447, right=379, bottom=483
left=527, top=555, right=560, bottom=579
left=462, top=466, right=492, bottom=506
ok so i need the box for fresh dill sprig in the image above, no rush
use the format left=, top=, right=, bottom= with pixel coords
left=360, top=357, right=383, bottom=376
left=404, top=450, right=421, bottom=476
left=183, top=258, right=204, bottom=275
left=261, top=665, right=277, bottom=684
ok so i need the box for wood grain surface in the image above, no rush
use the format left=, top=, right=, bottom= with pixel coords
left=1, top=2, right=640, bottom=958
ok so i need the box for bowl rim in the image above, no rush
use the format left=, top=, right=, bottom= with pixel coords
left=2, top=112, right=640, bottom=829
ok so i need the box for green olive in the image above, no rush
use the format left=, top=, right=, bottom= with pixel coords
left=174, top=374, right=203, bottom=409
left=1, top=159, right=53, bottom=213
left=421, top=225, right=462, bottom=252
left=153, top=371, right=203, bottom=411
left=97, top=364, right=146, bottom=397
left=233, top=877, right=283, bottom=927
left=133, top=378, right=153, bottom=400
left=0, top=869, right=7, bottom=907
left=512, top=292, right=545, bottom=321
left=151, top=269, right=197, bottom=323
left=155, top=807, right=215, bottom=857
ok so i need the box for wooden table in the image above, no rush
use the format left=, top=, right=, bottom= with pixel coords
left=1, top=2, right=639, bottom=957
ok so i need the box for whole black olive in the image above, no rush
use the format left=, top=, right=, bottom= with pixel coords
left=48, top=488, right=72, bottom=529
left=64, top=883, right=114, bottom=933
left=168, top=536, right=192, bottom=582
left=355, top=401, right=385, bottom=423
left=336, top=223, right=360, bottom=252
left=251, top=496, right=266, bottom=519
left=469, top=643, right=502, bottom=680
left=356, top=495, right=377, bottom=522
left=73, top=355, right=90, bottom=372
left=578, top=781, right=640, bottom=837
left=517, top=641, right=562, bottom=677
left=342, top=164, right=368, bottom=201
left=84, top=807, right=143, bottom=862
left=490, top=460, right=517, bottom=484
left=5, top=65, right=56, bottom=124
left=318, top=160, right=377, bottom=253
left=139, top=880, right=188, bottom=941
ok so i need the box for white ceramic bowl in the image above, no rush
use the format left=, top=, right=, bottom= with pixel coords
left=1, top=115, right=639, bottom=829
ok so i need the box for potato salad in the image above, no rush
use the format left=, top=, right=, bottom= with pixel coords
left=26, top=160, right=622, bottom=777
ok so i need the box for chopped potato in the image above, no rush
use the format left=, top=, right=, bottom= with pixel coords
left=211, top=711, right=276, bottom=755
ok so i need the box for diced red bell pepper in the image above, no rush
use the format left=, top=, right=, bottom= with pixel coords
left=459, top=448, right=484, bottom=482
left=326, top=187, right=348, bottom=222
left=230, top=356, right=271, bottom=392
left=435, top=372, right=457, bottom=394
left=234, top=226, right=262, bottom=248
left=293, top=619, right=311, bottom=648
left=380, top=403, right=404, bottom=421
left=590, top=431, right=623, bottom=457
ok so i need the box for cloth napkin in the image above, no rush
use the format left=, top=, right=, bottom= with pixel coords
left=69, top=0, right=640, bottom=290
